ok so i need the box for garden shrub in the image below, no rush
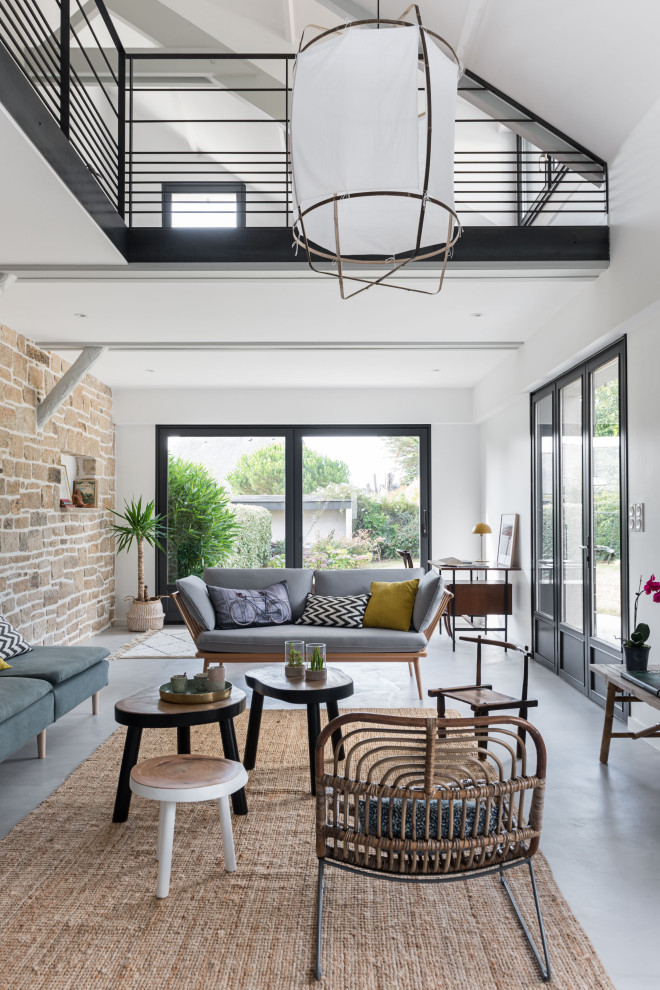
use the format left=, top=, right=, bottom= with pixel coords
left=224, top=504, right=272, bottom=568
left=167, top=456, right=238, bottom=581
left=355, top=487, right=420, bottom=559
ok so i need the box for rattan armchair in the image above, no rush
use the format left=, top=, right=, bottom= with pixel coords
left=314, top=712, right=550, bottom=981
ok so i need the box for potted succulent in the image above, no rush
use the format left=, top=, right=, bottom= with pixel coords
left=284, top=640, right=305, bottom=679
left=623, top=574, right=660, bottom=671
left=305, top=642, right=327, bottom=681
left=110, top=497, right=167, bottom=632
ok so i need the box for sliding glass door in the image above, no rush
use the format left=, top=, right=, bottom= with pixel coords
left=299, top=431, right=426, bottom=569
left=156, top=426, right=430, bottom=615
left=531, top=340, right=627, bottom=701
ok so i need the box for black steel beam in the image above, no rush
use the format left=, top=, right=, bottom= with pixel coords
left=125, top=225, right=609, bottom=266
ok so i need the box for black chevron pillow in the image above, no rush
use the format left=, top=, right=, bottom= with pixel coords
left=295, top=593, right=371, bottom=628
left=0, top=616, right=32, bottom=663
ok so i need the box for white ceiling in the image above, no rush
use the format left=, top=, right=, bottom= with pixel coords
left=0, top=269, right=592, bottom=388
left=3, top=0, right=652, bottom=392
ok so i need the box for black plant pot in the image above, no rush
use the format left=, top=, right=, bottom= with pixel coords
left=623, top=645, right=650, bottom=672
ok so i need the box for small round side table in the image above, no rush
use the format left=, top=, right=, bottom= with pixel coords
left=243, top=665, right=354, bottom=795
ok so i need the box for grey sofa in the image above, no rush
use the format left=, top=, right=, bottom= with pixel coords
left=173, top=567, right=452, bottom=699
left=0, top=645, right=110, bottom=762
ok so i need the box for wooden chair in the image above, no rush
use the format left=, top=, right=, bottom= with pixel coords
left=428, top=635, right=538, bottom=731
left=314, top=712, right=550, bottom=981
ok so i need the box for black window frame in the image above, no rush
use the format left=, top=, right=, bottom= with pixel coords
left=530, top=337, right=628, bottom=707
left=162, top=181, right=247, bottom=229
left=156, top=425, right=432, bottom=612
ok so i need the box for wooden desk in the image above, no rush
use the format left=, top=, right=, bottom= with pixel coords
left=590, top=663, right=660, bottom=763
left=428, top=561, right=520, bottom=651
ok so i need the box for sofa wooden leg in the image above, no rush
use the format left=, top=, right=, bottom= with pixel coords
left=92, top=691, right=99, bottom=715
left=407, top=661, right=413, bottom=678
left=413, top=659, right=423, bottom=700
left=37, top=729, right=46, bottom=759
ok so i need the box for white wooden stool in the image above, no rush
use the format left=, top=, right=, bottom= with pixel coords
left=129, top=753, right=249, bottom=898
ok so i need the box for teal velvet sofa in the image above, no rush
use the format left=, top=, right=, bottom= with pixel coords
left=0, top=645, right=110, bottom=762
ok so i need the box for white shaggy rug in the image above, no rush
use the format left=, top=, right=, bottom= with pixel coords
left=109, top=627, right=197, bottom=660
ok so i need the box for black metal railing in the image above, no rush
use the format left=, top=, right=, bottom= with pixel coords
left=0, top=0, right=123, bottom=211
left=0, top=2, right=608, bottom=232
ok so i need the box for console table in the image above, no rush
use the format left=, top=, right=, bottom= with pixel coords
left=428, top=561, right=520, bottom=651
left=590, top=663, right=660, bottom=764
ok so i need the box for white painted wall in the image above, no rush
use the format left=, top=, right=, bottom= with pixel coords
left=473, top=91, right=660, bottom=737
left=480, top=395, right=532, bottom=645
left=113, top=387, right=480, bottom=621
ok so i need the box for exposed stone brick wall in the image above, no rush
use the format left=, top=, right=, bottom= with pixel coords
left=0, top=325, right=115, bottom=644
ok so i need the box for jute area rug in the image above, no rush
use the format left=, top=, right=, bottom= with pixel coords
left=1, top=709, right=613, bottom=990
left=108, top=628, right=197, bottom=660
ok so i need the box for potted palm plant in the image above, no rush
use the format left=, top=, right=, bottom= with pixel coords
left=110, top=497, right=167, bottom=632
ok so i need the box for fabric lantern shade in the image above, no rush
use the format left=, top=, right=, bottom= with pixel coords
left=290, top=10, right=461, bottom=298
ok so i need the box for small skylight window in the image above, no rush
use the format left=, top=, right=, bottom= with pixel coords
left=162, top=183, right=246, bottom=229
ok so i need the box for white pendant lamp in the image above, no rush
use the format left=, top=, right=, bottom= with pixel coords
left=290, top=5, right=462, bottom=299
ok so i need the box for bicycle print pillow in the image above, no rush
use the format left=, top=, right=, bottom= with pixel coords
left=208, top=581, right=292, bottom=629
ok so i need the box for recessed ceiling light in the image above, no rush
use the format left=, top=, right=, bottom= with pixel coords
left=471, top=312, right=485, bottom=317
left=74, top=312, right=87, bottom=318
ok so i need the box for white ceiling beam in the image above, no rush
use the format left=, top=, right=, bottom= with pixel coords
left=282, top=0, right=296, bottom=44
left=36, top=346, right=107, bottom=430
left=40, top=340, right=522, bottom=352
left=315, top=0, right=372, bottom=21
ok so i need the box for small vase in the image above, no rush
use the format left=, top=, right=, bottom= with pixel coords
left=208, top=664, right=226, bottom=689
left=305, top=642, right=326, bottom=681
left=623, top=645, right=650, bottom=672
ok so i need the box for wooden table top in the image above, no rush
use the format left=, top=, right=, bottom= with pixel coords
left=590, top=663, right=660, bottom=711
left=244, top=664, right=354, bottom=704
left=131, top=754, right=244, bottom=789
left=115, top=685, right=247, bottom=724
left=429, top=560, right=521, bottom=572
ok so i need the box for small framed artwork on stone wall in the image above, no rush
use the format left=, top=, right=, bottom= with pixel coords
left=72, top=478, right=97, bottom=508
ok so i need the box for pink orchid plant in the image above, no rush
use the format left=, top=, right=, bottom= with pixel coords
left=624, top=574, right=660, bottom=648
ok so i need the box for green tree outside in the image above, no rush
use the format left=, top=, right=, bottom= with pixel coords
left=167, top=456, right=238, bottom=580
left=226, top=441, right=349, bottom=495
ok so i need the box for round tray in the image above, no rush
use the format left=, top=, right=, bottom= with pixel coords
left=159, top=680, right=232, bottom=704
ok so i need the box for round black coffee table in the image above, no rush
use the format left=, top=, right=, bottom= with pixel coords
left=113, top=685, right=247, bottom=822
left=243, top=665, right=354, bottom=795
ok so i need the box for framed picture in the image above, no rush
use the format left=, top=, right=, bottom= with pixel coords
left=496, top=513, right=519, bottom=567
left=72, top=478, right=97, bottom=508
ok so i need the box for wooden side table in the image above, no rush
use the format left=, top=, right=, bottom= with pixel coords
left=113, top=686, right=247, bottom=821
left=590, top=663, right=660, bottom=763
left=243, top=665, right=354, bottom=795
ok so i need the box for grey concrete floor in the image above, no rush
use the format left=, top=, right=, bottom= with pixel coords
left=1, top=626, right=659, bottom=990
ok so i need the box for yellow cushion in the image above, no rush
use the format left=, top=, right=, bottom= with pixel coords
left=0, top=658, right=12, bottom=670
left=363, top=579, right=420, bottom=632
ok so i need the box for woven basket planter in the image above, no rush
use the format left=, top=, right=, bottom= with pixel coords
left=126, top=597, right=165, bottom=632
